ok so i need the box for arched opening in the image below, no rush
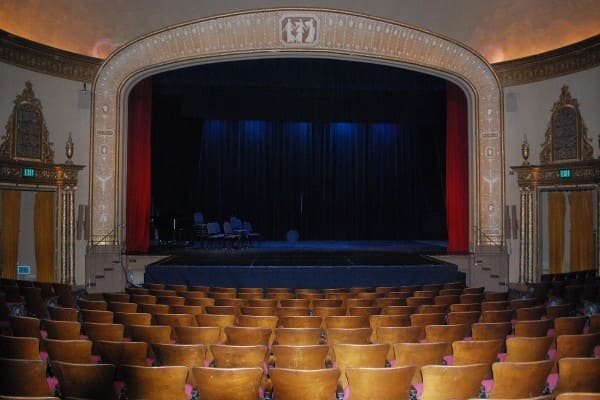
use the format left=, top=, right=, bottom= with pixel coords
left=90, top=9, right=504, bottom=252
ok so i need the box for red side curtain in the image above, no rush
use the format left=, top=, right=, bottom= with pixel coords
left=126, top=78, right=152, bottom=253
left=446, top=82, right=469, bottom=253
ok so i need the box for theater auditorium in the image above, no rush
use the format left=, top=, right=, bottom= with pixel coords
left=0, top=1, right=599, bottom=399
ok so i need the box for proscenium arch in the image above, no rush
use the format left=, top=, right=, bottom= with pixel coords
left=90, top=8, right=504, bottom=249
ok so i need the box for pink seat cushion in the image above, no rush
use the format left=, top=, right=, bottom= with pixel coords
left=547, top=348, right=557, bottom=360
left=413, top=383, right=423, bottom=397
left=547, top=372, right=559, bottom=390
left=443, top=355, right=454, bottom=365
left=114, top=380, right=125, bottom=397
left=389, top=359, right=397, bottom=367
left=91, top=354, right=101, bottom=363
left=47, top=376, right=59, bottom=393
left=40, top=329, right=48, bottom=339
left=185, top=383, right=193, bottom=398
left=497, top=352, right=507, bottom=362
left=40, top=351, right=49, bottom=362
left=146, top=357, right=154, bottom=366
left=482, top=378, right=494, bottom=394
left=594, top=345, right=600, bottom=357
left=343, top=385, right=350, bottom=399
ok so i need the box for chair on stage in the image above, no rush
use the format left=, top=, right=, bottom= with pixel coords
left=420, top=363, right=489, bottom=400
left=345, top=366, right=415, bottom=400
left=243, top=221, right=261, bottom=245
left=271, top=344, right=329, bottom=369
left=51, top=361, right=118, bottom=400
left=193, top=367, right=264, bottom=400
left=122, top=365, right=189, bottom=400
left=269, top=367, right=340, bottom=400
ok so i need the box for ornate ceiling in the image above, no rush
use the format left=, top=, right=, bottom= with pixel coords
left=1, top=0, right=599, bottom=62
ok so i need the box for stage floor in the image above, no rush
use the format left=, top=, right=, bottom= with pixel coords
left=144, top=240, right=463, bottom=288
left=149, top=240, right=448, bottom=266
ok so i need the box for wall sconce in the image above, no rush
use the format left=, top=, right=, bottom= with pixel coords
left=521, top=135, right=530, bottom=165
left=65, top=132, right=74, bottom=164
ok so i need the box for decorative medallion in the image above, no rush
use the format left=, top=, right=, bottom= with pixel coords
left=280, top=14, right=318, bottom=45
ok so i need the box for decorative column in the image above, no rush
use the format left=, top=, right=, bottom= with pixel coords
left=55, top=165, right=84, bottom=284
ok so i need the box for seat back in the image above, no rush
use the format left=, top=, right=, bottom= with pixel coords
left=269, top=367, right=340, bottom=400
left=43, top=338, right=92, bottom=363
left=48, top=306, right=79, bottom=321
left=277, top=316, right=322, bottom=328
left=345, top=366, right=415, bottom=400
left=0, top=357, right=52, bottom=397
left=193, top=367, right=264, bottom=400
left=424, top=324, right=470, bottom=355
left=375, top=326, right=423, bottom=359
left=514, top=319, right=553, bottom=337
left=420, top=363, right=489, bottom=400
left=9, top=315, right=41, bottom=338
left=325, top=327, right=372, bottom=345
left=225, top=326, right=271, bottom=346
left=393, top=342, right=447, bottom=384
left=275, top=327, right=323, bottom=345
left=489, top=360, right=554, bottom=398
left=324, top=315, right=369, bottom=329
left=471, top=322, right=512, bottom=341
left=554, top=357, right=600, bottom=394
left=271, top=344, right=329, bottom=369
left=333, top=343, right=388, bottom=388
left=505, top=336, right=553, bottom=362
left=452, top=339, right=503, bottom=378
left=122, top=365, right=189, bottom=400
left=0, top=334, right=40, bottom=360
left=52, top=361, right=117, bottom=400
left=82, top=322, right=125, bottom=342
left=211, top=344, right=268, bottom=368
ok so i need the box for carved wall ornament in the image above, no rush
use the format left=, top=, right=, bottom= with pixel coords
left=540, top=85, right=594, bottom=164
left=0, top=81, right=54, bottom=163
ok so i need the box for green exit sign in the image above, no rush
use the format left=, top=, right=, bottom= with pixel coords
left=559, top=169, right=572, bottom=178
left=22, top=167, right=35, bottom=178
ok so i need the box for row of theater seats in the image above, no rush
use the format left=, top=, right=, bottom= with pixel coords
left=0, top=279, right=599, bottom=399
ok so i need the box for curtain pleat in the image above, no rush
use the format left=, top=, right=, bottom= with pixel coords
left=445, top=82, right=469, bottom=253
left=126, top=77, right=152, bottom=253
left=34, top=192, right=54, bottom=282
left=548, top=192, right=566, bottom=274
left=1, top=191, right=21, bottom=279
left=569, top=191, right=593, bottom=271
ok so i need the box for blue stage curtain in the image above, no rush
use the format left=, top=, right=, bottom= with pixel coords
left=195, top=119, right=446, bottom=240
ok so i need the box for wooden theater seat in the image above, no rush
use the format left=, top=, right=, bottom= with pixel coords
left=368, top=314, right=410, bottom=342
left=345, top=366, right=415, bottom=400
left=195, top=313, right=235, bottom=343
left=420, top=363, right=489, bottom=400
left=193, top=367, right=264, bottom=400
left=51, top=361, right=117, bottom=400
left=210, top=344, right=268, bottom=368
left=80, top=309, right=114, bottom=323
left=121, top=365, right=189, bottom=400
left=375, top=326, right=423, bottom=360
left=471, top=322, right=512, bottom=341
left=9, top=315, right=41, bottom=338
left=82, top=322, right=125, bottom=342
left=151, top=343, right=207, bottom=385
left=424, top=324, right=470, bottom=355
left=277, top=316, right=322, bottom=328
left=48, top=306, right=78, bottom=322
left=505, top=336, right=554, bottom=362
left=552, top=357, right=600, bottom=395
left=332, top=343, right=389, bottom=388
left=271, top=344, right=329, bottom=369
left=393, top=342, right=447, bottom=384
left=452, top=339, right=504, bottom=378
left=0, top=357, right=52, bottom=397
left=269, top=367, right=340, bottom=400
left=488, top=360, right=554, bottom=398
left=42, top=319, right=81, bottom=340
left=324, top=315, right=370, bottom=329
left=43, top=338, right=93, bottom=363
left=0, top=334, right=40, bottom=360
left=224, top=326, right=272, bottom=346
left=274, top=327, right=323, bottom=345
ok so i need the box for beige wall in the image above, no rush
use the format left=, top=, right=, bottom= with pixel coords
left=0, top=61, right=91, bottom=285
left=503, top=66, right=600, bottom=282
left=1, top=58, right=598, bottom=285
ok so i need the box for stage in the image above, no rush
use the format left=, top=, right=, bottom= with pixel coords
left=144, top=240, right=465, bottom=289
